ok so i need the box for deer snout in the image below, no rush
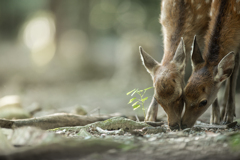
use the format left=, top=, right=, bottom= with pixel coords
left=181, top=124, right=188, bottom=130
left=169, top=123, right=180, bottom=130
left=181, top=120, right=193, bottom=129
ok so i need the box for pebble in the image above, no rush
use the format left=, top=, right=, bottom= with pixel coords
left=107, top=149, right=117, bottom=154
left=100, top=134, right=106, bottom=138
left=148, top=137, right=157, bottom=141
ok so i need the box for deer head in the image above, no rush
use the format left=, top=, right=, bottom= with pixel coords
left=140, top=38, right=186, bottom=130
left=181, top=37, right=236, bottom=128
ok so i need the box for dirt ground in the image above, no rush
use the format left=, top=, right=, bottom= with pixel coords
left=0, top=81, right=240, bottom=160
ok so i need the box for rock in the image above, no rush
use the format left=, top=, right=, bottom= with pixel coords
left=74, top=105, right=87, bottom=115
left=78, top=128, right=92, bottom=138
left=0, top=107, right=31, bottom=119
left=0, top=95, right=21, bottom=108
left=0, top=95, right=31, bottom=119
left=0, top=128, right=13, bottom=154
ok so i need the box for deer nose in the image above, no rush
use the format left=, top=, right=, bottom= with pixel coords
left=181, top=124, right=188, bottom=130
left=181, top=121, right=190, bottom=130
left=169, top=123, right=180, bottom=130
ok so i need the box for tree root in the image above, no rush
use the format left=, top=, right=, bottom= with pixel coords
left=50, top=117, right=153, bottom=135
left=0, top=113, right=122, bottom=130
left=193, top=121, right=237, bottom=129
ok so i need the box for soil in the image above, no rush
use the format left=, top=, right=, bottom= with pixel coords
left=0, top=81, right=240, bottom=160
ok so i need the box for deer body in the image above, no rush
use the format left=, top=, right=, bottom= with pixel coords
left=182, top=0, right=240, bottom=128
left=140, top=0, right=211, bottom=129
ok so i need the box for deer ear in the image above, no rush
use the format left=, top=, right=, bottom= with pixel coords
left=171, top=37, right=186, bottom=75
left=139, top=46, right=159, bottom=75
left=191, top=35, right=204, bottom=70
left=214, top=52, right=235, bottom=82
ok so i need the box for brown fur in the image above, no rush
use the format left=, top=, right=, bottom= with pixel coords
left=155, top=68, right=178, bottom=99
left=183, top=0, right=240, bottom=128
left=204, top=0, right=240, bottom=64
left=161, top=0, right=212, bottom=64
left=144, top=0, right=212, bottom=130
left=185, top=66, right=213, bottom=99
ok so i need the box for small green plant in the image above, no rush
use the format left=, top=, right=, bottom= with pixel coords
left=126, top=87, right=153, bottom=117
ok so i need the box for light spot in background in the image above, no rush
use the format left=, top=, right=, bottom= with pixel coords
left=90, top=2, right=116, bottom=30
left=31, top=41, right=56, bottom=66
left=58, top=29, right=88, bottom=65
left=100, top=0, right=118, bottom=13
left=117, top=2, right=146, bottom=27
left=22, top=11, right=55, bottom=66
left=117, top=0, right=131, bottom=13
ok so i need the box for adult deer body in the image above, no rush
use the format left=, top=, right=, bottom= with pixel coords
left=182, top=0, right=240, bottom=129
left=140, top=0, right=211, bottom=129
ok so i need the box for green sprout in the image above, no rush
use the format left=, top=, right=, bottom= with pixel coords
left=126, top=87, right=153, bottom=117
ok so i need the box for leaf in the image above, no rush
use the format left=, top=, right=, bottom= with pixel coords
left=131, top=89, right=138, bottom=96
left=133, top=105, right=141, bottom=110
left=128, top=98, right=136, bottom=104
left=144, top=87, right=153, bottom=91
left=141, top=97, right=148, bottom=102
left=132, top=101, right=139, bottom=106
left=138, top=90, right=143, bottom=93
left=126, top=89, right=136, bottom=95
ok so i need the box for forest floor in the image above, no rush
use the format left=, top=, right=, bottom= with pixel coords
left=0, top=81, right=240, bottom=160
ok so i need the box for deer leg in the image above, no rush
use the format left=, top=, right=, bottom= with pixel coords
left=220, top=79, right=230, bottom=121
left=144, top=97, right=158, bottom=122
left=223, top=52, right=239, bottom=124
left=210, top=98, right=220, bottom=124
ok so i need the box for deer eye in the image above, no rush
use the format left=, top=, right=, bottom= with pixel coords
left=199, top=100, right=207, bottom=107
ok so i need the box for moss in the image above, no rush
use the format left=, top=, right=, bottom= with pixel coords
left=49, top=117, right=151, bottom=135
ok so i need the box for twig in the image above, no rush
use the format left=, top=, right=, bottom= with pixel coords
left=135, top=114, right=140, bottom=122
left=88, top=107, right=100, bottom=116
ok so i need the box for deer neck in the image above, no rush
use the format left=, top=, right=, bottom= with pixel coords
left=203, top=0, right=240, bottom=66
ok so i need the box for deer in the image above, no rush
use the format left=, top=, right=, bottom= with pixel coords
left=139, top=0, right=212, bottom=130
left=182, top=0, right=240, bottom=129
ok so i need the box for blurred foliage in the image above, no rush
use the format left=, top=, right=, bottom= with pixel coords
left=0, top=0, right=162, bottom=84
left=0, top=0, right=49, bottom=39
left=230, top=132, right=240, bottom=150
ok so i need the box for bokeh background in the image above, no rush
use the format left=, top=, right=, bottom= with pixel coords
left=0, top=0, right=239, bottom=119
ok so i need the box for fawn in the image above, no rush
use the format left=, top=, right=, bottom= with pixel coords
left=139, top=0, right=212, bottom=129
left=182, top=0, right=240, bottom=129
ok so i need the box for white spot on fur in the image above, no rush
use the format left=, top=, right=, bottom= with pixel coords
left=196, top=4, right=201, bottom=10
left=186, top=23, right=192, bottom=28
left=162, top=1, right=165, bottom=7
left=209, top=11, right=212, bottom=17
left=191, top=0, right=194, bottom=4
left=173, top=1, right=176, bottom=7
left=234, top=7, right=236, bottom=12
left=205, top=0, right=210, bottom=3
left=197, top=15, right=203, bottom=20
left=188, top=14, right=193, bottom=21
